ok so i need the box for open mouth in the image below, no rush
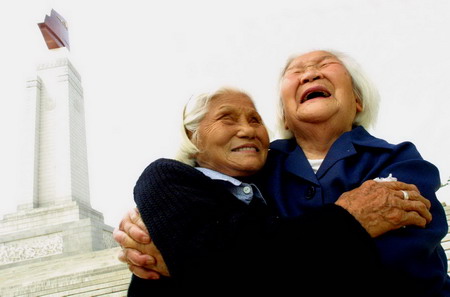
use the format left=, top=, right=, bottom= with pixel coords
left=231, top=146, right=259, bottom=152
left=301, top=88, right=331, bottom=103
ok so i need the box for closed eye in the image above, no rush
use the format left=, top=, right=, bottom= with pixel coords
left=320, top=60, right=340, bottom=68
left=249, top=117, right=262, bottom=124
left=285, top=67, right=304, bottom=76
left=219, top=114, right=236, bottom=124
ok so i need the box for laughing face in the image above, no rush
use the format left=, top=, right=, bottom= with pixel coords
left=194, top=92, right=270, bottom=177
left=280, top=50, right=363, bottom=134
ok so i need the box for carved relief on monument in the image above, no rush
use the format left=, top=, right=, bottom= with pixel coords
left=103, top=231, right=118, bottom=249
left=0, top=233, right=63, bottom=265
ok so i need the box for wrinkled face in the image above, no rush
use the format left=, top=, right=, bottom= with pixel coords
left=194, top=92, right=270, bottom=177
left=280, top=50, right=362, bottom=133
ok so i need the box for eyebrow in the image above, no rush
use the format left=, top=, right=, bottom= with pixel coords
left=287, top=55, right=336, bottom=71
left=212, top=106, right=239, bottom=117
left=216, top=106, right=237, bottom=113
left=215, top=105, right=259, bottom=117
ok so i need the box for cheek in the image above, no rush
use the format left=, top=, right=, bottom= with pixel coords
left=280, top=77, right=298, bottom=96
left=280, top=94, right=296, bottom=119
left=337, top=72, right=355, bottom=95
left=210, top=135, right=234, bottom=159
left=258, top=130, right=270, bottom=147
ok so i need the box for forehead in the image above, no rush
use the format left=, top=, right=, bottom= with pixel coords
left=288, top=50, right=339, bottom=67
left=208, top=92, right=256, bottom=111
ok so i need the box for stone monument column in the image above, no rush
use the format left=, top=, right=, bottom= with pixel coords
left=18, top=10, right=90, bottom=210
left=18, top=50, right=91, bottom=210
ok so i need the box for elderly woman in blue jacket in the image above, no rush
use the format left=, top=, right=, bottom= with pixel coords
left=264, top=49, right=450, bottom=296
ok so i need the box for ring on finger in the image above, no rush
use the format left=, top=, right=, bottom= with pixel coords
left=401, top=190, right=410, bottom=200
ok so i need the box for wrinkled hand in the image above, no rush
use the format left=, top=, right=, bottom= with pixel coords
left=335, top=180, right=432, bottom=238
left=113, top=208, right=169, bottom=279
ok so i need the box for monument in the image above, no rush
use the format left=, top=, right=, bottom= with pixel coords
left=0, top=9, right=131, bottom=296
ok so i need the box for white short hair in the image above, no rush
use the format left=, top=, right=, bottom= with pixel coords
left=175, top=87, right=253, bottom=166
left=276, top=50, right=380, bottom=139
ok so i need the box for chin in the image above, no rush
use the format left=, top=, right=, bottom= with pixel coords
left=234, top=165, right=263, bottom=177
left=232, top=170, right=258, bottom=177
left=227, top=158, right=265, bottom=176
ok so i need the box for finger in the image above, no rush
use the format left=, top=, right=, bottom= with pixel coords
left=123, top=248, right=155, bottom=268
left=401, top=200, right=432, bottom=223
left=130, top=207, right=149, bottom=233
left=119, top=209, right=133, bottom=230
left=128, top=264, right=161, bottom=280
left=120, top=231, right=146, bottom=250
left=117, top=249, right=126, bottom=263
left=402, top=211, right=428, bottom=228
left=381, top=181, right=419, bottom=192
left=390, top=196, right=432, bottom=223
left=113, top=228, right=127, bottom=246
left=393, top=189, right=432, bottom=210
left=406, top=192, right=431, bottom=209
left=122, top=220, right=150, bottom=244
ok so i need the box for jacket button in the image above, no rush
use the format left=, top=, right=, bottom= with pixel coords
left=305, top=186, right=316, bottom=199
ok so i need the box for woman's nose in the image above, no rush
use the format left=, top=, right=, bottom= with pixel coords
left=300, top=67, right=322, bottom=84
left=237, top=122, right=256, bottom=138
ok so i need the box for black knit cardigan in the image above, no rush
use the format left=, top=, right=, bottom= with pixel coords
left=127, top=158, right=391, bottom=296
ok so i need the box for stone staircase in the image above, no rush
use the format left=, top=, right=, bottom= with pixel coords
left=0, top=247, right=131, bottom=297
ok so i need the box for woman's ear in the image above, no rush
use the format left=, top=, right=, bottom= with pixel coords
left=281, top=109, right=290, bottom=130
left=186, top=129, right=194, bottom=140
left=189, top=130, right=201, bottom=151
left=355, top=97, right=363, bottom=113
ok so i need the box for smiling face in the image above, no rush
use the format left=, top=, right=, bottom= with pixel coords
left=193, top=92, right=270, bottom=177
left=280, top=50, right=363, bottom=135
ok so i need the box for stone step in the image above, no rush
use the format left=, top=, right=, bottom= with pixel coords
left=2, top=270, right=131, bottom=297
left=0, top=247, right=132, bottom=297
left=52, top=281, right=130, bottom=297
left=18, top=270, right=131, bottom=297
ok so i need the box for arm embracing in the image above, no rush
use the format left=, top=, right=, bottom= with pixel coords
left=132, top=160, right=393, bottom=294
left=375, top=143, right=449, bottom=295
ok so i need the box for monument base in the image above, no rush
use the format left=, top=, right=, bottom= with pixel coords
left=0, top=201, right=131, bottom=296
left=0, top=201, right=117, bottom=267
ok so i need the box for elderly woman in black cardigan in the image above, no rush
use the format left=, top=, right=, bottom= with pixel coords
left=122, top=87, right=431, bottom=296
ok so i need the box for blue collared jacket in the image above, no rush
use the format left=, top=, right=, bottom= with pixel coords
left=260, top=126, right=450, bottom=297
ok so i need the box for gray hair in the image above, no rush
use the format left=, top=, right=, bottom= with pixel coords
left=175, top=87, right=253, bottom=166
left=276, top=50, right=380, bottom=139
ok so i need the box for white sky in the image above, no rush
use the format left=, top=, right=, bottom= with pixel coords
left=1, top=0, right=449, bottom=227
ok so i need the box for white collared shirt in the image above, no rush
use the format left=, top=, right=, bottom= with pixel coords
left=308, top=159, right=324, bottom=174
left=195, top=167, right=266, bottom=205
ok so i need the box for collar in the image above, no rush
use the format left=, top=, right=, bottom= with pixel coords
left=195, top=167, right=266, bottom=205
left=268, top=126, right=395, bottom=183
left=269, top=126, right=395, bottom=153
left=195, top=167, right=243, bottom=186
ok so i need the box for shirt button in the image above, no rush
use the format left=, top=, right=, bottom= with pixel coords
left=305, top=186, right=316, bottom=200
left=243, top=186, right=252, bottom=194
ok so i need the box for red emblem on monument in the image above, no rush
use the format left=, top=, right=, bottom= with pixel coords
left=38, top=9, right=70, bottom=50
